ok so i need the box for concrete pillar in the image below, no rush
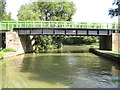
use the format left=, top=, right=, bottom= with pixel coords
left=100, top=36, right=112, bottom=50
left=25, top=35, right=35, bottom=52
left=112, top=33, right=120, bottom=52
left=6, top=31, right=34, bottom=54
left=0, top=33, right=2, bottom=48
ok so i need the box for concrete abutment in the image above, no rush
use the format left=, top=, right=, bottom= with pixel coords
left=6, top=31, right=35, bottom=54
left=112, top=33, right=120, bottom=52
left=100, top=33, right=120, bottom=52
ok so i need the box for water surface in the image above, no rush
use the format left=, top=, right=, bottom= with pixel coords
left=0, top=46, right=120, bottom=88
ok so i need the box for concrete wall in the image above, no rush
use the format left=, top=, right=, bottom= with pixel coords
left=100, top=36, right=112, bottom=50
left=112, top=33, right=120, bottom=52
left=6, top=31, right=35, bottom=54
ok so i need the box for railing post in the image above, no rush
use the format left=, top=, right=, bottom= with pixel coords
left=48, top=21, right=50, bottom=27
left=57, top=21, right=58, bottom=28
left=100, top=23, right=101, bottom=28
left=17, top=21, right=19, bottom=28
left=107, top=23, right=108, bottom=29
left=8, top=21, right=9, bottom=30
left=86, top=22, right=88, bottom=28
left=41, top=22, right=42, bottom=27
left=25, top=21, right=27, bottom=27
left=72, top=22, right=74, bottom=28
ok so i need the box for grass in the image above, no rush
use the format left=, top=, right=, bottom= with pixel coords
left=80, top=43, right=99, bottom=49
left=2, top=48, right=16, bottom=53
left=0, top=48, right=16, bottom=59
left=97, top=50, right=120, bottom=57
left=0, top=52, right=4, bottom=59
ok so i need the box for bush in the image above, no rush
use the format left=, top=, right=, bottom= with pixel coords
left=34, top=36, right=54, bottom=52
left=34, top=36, right=64, bottom=52
left=62, top=36, right=99, bottom=45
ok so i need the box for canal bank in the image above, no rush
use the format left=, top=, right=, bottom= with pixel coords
left=89, top=48, right=120, bottom=64
left=0, top=49, right=18, bottom=59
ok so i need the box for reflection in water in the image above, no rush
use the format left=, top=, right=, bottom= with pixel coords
left=1, top=46, right=120, bottom=88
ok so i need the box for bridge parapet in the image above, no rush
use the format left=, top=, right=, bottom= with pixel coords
left=0, top=21, right=120, bottom=30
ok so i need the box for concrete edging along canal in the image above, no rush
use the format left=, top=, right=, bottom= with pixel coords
left=89, top=48, right=120, bottom=64
left=0, top=52, right=23, bottom=60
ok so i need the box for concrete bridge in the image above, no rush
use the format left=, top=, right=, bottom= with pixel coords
left=0, top=21, right=120, bottom=54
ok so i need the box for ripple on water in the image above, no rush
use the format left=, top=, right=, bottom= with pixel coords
left=2, top=46, right=120, bottom=88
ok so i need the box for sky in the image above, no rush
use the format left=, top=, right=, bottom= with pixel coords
left=5, top=0, right=118, bottom=23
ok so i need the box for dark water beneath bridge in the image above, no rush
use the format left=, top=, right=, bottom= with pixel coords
left=0, top=46, right=119, bottom=88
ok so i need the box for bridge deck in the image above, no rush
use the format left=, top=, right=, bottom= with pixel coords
left=13, top=27, right=118, bottom=36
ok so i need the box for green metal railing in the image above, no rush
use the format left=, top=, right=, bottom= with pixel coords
left=0, top=21, right=119, bottom=30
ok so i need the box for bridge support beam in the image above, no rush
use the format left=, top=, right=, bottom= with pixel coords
left=112, top=33, right=120, bottom=52
left=100, top=36, right=112, bottom=50
left=6, top=31, right=35, bottom=54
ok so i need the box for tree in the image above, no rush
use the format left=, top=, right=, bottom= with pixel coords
left=18, top=1, right=76, bottom=51
left=109, top=0, right=120, bottom=17
left=18, top=1, right=76, bottom=21
left=0, top=0, right=6, bottom=20
left=3, top=12, right=14, bottom=21
left=18, top=4, right=40, bottom=21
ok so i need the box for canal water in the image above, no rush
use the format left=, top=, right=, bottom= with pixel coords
left=0, top=46, right=119, bottom=88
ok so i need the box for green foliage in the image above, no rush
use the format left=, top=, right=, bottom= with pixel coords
left=98, top=50, right=120, bottom=57
left=34, top=36, right=66, bottom=52
left=3, top=12, right=14, bottom=21
left=109, top=0, right=120, bottom=17
left=0, top=0, right=13, bottom=21
left=62, top=36, right=99, bottom=45
left=18, top=4, right=40, bottom=21
left=18, top=1, right=76, bottom=21
left=0, top=48, right=4, bottom=59
left=2, top=48, right=16, bottom=53
left=53, top=37, right=65, bottom=48
left=34, top=36, right=53, bottom=52
left=0, top=0, right=6, bottom=20
left=18, top=1, right=76, bottom=52
left=0, top=51, right=4, bottom=59
left=0, top=48, right=16, bottom=59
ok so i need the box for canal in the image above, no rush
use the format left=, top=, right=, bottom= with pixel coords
left=0, top=46, right=119, bottom=88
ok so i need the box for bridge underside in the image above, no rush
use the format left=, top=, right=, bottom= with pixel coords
left=14, top=28, right=116, bottom=36
left=0, top=27, right=119, bottom=54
